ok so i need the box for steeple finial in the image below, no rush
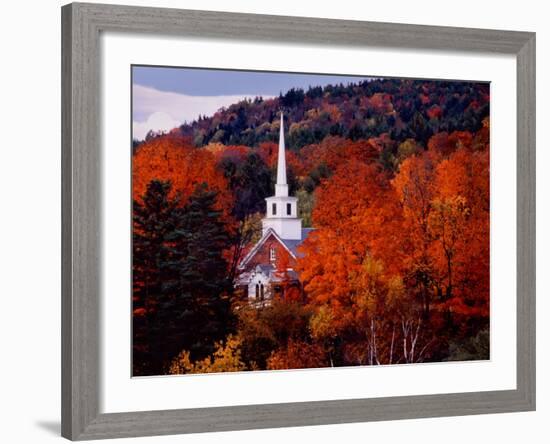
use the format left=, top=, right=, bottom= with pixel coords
left=275, top=111, right=288, bottom=197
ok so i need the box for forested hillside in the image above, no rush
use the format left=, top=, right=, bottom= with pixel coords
left=138, top=78, right=489, bottom=152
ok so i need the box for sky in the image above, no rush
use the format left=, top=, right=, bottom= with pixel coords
left=132, top=66, right=372, bottom=140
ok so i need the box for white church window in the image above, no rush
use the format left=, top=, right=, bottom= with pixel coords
left=286, top=203, right=291, bottom=215
left=272, top=202, right=277, bottom=215
left=270, top=247, right=276, bottom=262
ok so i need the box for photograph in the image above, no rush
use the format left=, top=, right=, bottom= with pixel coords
left=131, top=66, right=490, bottom=377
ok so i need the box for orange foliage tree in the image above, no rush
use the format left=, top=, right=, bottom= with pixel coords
left=132, top=135, right=233, bottom=219
left=429, top=147, right=490, bottom=317
left=299, top=136, right=380, bottom=174
left=391, top=151, right=439, bottom=318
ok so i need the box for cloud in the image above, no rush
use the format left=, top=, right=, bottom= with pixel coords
left=132, top=84, right=272, bottom=141
left=133, top=112, right=182, bottom=141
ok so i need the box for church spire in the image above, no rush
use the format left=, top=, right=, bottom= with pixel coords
left=262, top=112, right=302, bottom=240
left=275, top=112, right=288, bottom=197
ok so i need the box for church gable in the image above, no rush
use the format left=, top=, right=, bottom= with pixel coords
left=240, top=231, right=295, bottom=273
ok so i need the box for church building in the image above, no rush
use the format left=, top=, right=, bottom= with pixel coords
left=235, top=113, right=313, bottom=304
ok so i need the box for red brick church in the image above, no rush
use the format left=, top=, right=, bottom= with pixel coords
left=236, top=113, right=313, bottom=304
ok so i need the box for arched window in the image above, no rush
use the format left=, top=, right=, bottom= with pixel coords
left=287, top=203, right=291, bottom=215
left=260, top=284, right=265, bottom=300
left=272, top=203, right=277, bottom=215
left=255, top=284, right=259, bottom=299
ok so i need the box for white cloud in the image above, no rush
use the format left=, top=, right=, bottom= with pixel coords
left=132, top=84, right=272, bottom=141
left=132, top=112, right=182, bottom=141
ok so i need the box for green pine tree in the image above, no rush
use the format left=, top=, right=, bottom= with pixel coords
left=132, top=180, right=235, bottom=376
left=161, top=183, right=235, bottom=363
left=132, top=180, right=182, bottom=376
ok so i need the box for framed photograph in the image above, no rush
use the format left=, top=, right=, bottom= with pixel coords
left=61, top=2, right=536, bottom=440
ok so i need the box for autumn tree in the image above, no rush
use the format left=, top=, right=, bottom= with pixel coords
left=391, top=141, right=489, bottom=346
left=266, top=339, right=327, bottom=370
left=391, top=151, right=439, bottom=318
left=169, top=335, right=246, bottom=374
left=132, top=135, right=232, bottom=219
left=236, top=298, right=312, bottom=369
left=309, top=305, right=339, bottom=366
left=430, top=146, right=490, bottom=322
left=297, top=159, right=395, bottom=311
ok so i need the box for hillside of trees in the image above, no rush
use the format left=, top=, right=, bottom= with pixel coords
left=138, top=78, right=489, bottom=153
left=132, top=78, right=490, bottom=376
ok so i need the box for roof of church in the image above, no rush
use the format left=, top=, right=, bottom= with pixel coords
left=280, top=228, right=315, bottom=257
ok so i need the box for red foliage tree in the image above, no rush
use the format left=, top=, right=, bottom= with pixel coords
left=132, top=135, right=233, bottom=221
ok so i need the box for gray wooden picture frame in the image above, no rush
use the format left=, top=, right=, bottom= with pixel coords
left=61, top=2, right=536, bottom=440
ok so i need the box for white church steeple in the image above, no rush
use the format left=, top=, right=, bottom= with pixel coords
left=262, top=112, right=303, bottom=240
left=275, top=113, right=289, bottom=197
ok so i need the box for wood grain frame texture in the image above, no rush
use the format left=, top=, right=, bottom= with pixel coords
left=61, top=2, right=536, bottom=440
